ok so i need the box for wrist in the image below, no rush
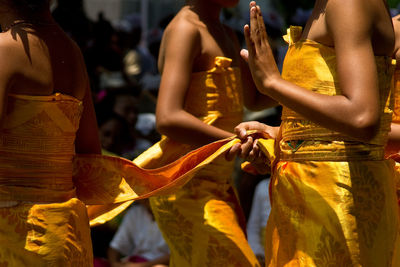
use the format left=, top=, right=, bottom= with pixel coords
left=262, top=75, right=281, bottom=96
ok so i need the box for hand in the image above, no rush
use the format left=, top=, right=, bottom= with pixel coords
left=241, top=1, right=281, bottom=94
left=225, top=121, right=278, bottom=171
left=234, top=121, right=279, bottom=140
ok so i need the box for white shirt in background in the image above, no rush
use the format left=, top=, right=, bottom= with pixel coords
left=247, top=179, right=271, bottom=257
left=110, top=204, right=169, bottom=261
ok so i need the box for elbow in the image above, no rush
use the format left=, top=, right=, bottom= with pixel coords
left=350, top=113, right=379, bottom=141
left=155, top=113, right=173, bottom=136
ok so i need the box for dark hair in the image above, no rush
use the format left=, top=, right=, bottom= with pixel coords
left=9, top=0, right=49, bottom=13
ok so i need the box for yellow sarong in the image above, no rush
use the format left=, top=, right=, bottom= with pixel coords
left=262, top=26, right=400, bottom=266
left=133, top=57, right=260, bottom=267
left=0, top=92, right=244, bottom=266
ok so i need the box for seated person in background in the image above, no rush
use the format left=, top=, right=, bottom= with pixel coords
left=98, top=112, right=133, bottom=157
left=107, top=199, right=170, bottom=267
left=246, top=178, right=271, bottom=266
left=96, top=87, right=153, bottom=159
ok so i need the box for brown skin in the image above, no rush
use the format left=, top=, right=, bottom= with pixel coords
left=387, top=14, right=400, bottom=152
left=227, top=0, right=394, bottom=166
left=155, top=0, right=276, bottom=148
left=0, top=1, right=100, bottom=154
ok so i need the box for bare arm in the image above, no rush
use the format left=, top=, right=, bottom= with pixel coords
left=244, top=1, right=383, bottom=141
left=0, top=41, right=16, bottom=128
left=75, top=79, right=101, bottom=154
left=156, top=20, right=234, bottom=147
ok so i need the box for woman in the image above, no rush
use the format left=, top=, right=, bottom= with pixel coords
left=0, top=0, right=100, bottom=265
left=133, top=0, right=276, bottom=266
left=228, top=1, right=400, bottom=266
left=0, top=1, right=206, bottom=265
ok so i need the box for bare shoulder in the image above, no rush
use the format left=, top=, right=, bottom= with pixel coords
left=326, top=0, right=372, bottom=29
left=0, top=33, right=21, bottom=73
left=163, top=8, right=200, bottom=43
left=158, top=7, right=201, bottom=71
left=326, top=0, right=393, bottom=55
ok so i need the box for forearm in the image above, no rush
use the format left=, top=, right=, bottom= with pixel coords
left=157, top=110, right=234, bottom=147
left=262, top=77, right=378, bottom=140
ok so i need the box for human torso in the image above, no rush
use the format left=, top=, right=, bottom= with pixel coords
left=280, top=26, right=395, bottom=161
left=0, top=24, right=87, bottom=100
left=301, top=0, right=393, bottom=56
left=0, top=93, right=82, bottom=203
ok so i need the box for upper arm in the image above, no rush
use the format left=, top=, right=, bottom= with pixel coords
left=75, top=75, right=101, bottom=154
left=156, top=21, right=200, bottom=121
left=326, top=0, right=379, bottom=118
left=0, top=41, right=17, bottom=127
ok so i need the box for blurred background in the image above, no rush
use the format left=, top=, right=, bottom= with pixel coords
left=48, top=1, right=400, bottom=266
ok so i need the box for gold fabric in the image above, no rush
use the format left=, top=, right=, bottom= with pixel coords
left=0, top=93, right=93, bottom=266
left=261, top=26, right=400, bottom=266
left=133, top=57, right=260, bottom=266
left=0, top=92, right=243, bottom=266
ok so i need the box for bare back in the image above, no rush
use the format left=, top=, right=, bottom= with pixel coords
left=0, top=24, right=88, bottom=100
left=0, top=22, right=100, bottom=154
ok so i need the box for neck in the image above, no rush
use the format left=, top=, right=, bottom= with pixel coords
left=186, top=0, right=222, bottom=24
left=0, top=6, right=53, bottom=31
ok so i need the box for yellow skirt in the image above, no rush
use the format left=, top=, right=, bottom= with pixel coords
left=150, top=155, right=260, bottom=267
left=0, top=198, right=92, bottom=266
left=265, top=159, right=400, bottom=267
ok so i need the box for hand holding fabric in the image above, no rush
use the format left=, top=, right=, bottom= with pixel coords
left=226, top=121, right=278, bottom=174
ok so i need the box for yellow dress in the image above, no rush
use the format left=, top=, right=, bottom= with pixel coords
left=133, top=57, right=260, bottom=267
left=0, top=93, right=93, bottom=266
left=0, top=92, right=243, bottom=266
left=260, top=26, right=400, bottom=266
